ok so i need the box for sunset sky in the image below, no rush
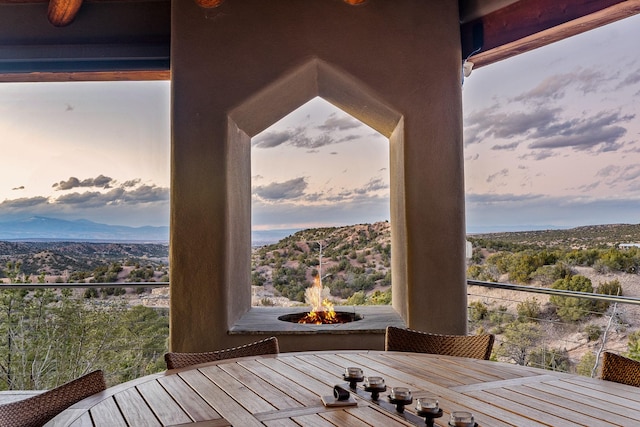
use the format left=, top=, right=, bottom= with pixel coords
left=1, top=13, right=639, bottom=235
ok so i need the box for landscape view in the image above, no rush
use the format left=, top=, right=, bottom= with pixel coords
left=1, top=12, right=640, bottom=394
left=1, top=219, right=639, bottom=389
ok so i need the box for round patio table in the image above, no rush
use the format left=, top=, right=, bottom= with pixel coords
left=46, top=350, right=640, bottom=426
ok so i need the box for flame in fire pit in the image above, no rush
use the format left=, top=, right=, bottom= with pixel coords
left=297, top=275, right=338, bottom=324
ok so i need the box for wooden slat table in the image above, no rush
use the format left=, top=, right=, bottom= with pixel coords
left=46, top=351, right=640, bottom=427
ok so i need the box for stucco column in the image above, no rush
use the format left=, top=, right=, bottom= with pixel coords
left=170, top=0, right=466, bottom=352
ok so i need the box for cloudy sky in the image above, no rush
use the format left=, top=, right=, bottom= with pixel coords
left=1, top=13, right=639, bottom=234
left=463, top=13, right=640, bottom=231
left=0, top=81, right=170, bottom=227
left=251, top=98, right=388, bottom=231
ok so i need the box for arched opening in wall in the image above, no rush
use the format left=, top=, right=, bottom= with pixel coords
left=250, top=97, right=391, bottom=313
left=227, top=58, right=406, bottom=333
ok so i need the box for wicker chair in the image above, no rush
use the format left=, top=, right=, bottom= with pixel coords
left=164, top=336, right=280, bottom=369
left=601, top=351, right=640, bottom=387
left=385, top=326, right=495, bottom=360
left=0, top=370, right=106, bottom=427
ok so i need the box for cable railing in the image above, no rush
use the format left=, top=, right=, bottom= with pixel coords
left=0, top=279, right=638, bottom=390
left=467, top=279, right=640, bottom=376
left=0, top=282, right=169, bottom=289
left=468, top=279, right=640, bottom=305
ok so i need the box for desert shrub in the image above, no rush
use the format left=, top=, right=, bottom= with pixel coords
left=468, top=300, right=488, bottom=321
left=346, top=291, right=367, bottom=305
left=516, top=298, right=540, bottom=322
left=594, top=279, right=622, bottom=313
left=583, top=324, right=602, bottom=342
left=504, top=250, right=555, bottom=284
left=550, top=275, right=594, bottom=322
left=84, top=288, right=98, bottom=298
left=486, top=252, right=510, bottom=275
left=251, top=271, right=266, bottom=286
left=592, top=259, right=608, bottom=274
left=259, top=297, right=275, bottom=306
left=488, top=305, right=510, bottom=324
left=627, top=331, right=640, bottom=360
left=529, top=265, right=556, bottom=286
left=576, top=352, right=597, bottom=377
left=467, top=265, right=496, bottom=282
left=552, top=262, right=575, bottom=280
left=528, top=347, right=570, bottom=372
left=495, top=321, right=542, bottom=366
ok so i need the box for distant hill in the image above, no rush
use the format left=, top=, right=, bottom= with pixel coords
left=0, top=216, right=169, bottom=242
left=0, top=241, right=168, bottom=279
left=469, top=223, right=640, bottom=249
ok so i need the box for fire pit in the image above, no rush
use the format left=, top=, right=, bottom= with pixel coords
left=278, top=310, right=363, bottom=324
left=281, top=272, right=362, bottom=324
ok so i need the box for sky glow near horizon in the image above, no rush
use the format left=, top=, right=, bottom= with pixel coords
left=1, top=13, right=639, bottom=234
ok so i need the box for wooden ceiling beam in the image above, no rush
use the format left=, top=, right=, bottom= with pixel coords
left=194, top=0, right=224, bottom=8
left=48, top=0, right=83, bottom=27
left=461, top=0, right=640, bottom=68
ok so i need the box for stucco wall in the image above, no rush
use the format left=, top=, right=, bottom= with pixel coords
left=170, top=0, right=466, bottom=352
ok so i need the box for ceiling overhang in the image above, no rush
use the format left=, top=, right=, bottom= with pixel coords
left=461, top=0, right=640, bottom=68
left=0, top=0, right=639, bottom=81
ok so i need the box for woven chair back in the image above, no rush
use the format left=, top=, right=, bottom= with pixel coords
left=165, top=336, right=280, bottom=369
left=0, top=370, right=106, bottom=427
left=385, top=326, right=494, bottom=360
left=601, top=351, right=640, bottom=387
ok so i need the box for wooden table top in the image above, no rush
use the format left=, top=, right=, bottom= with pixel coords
left=46, top=350, right=640, bottom=427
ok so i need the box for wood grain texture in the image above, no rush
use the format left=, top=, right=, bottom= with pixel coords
left=46, top=351, right=640, bottom=427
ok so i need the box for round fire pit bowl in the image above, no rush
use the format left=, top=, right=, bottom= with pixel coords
left=278, top=311, right=363, bottom=324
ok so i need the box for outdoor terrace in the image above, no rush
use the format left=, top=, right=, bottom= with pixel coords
left=1, top=278, right=639, bottom=398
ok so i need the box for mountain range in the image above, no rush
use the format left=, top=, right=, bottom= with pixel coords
left=0, top=216, right=169, bottom=242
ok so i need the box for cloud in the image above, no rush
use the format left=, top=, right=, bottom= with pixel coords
left=53, top=184, right=169, bottom=207
left=466, top=103, right=633, bottom=155
left=253, top=127, right=340, bottom=150
left=466, top=192, right=545, bottom=204
left=317, top=114, right=363, bottom=132
left=253, top=177, right=307, bottom=200
left=528, top=110, right=633, bottom=152
left=596, top=165, right=620, bottom=178
left=53, top=174, right=114, bottom=190
left=122, top=179, right=141, bottom=188
left=486, top=169, right=509, bottom=183
left=513, top=74, right=574, bottom=102
left=354, top=177, right=388, bottom=194
left=0, top=196, right=50, bottom=209
left=123, top=185, right=169, bottom=203
left=252, top=130, right=292, bottom=149
left=464, top=106, right=561, bottom=145
left=465, top=191, right=640, bottom=231
left=55, top=189, right=124, bottom=207
left=616, top=68, right=640, bottom=89
left=11, top=186, right=24, bottom=191
left=492, top=141, right=520, bottom=151
left=253, top=114, right=367, bottom=151
left=513, top=68, right=608, bottom=103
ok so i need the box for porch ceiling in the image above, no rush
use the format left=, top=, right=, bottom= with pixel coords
left=0, top=0, right=639, bottom=82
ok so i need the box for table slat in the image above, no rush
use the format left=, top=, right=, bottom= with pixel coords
left=158, top=374, right=224, bottom=422
left=44, top=351, right=640, bottom=427
left=213, top=362, right=303, bottom=410
left=178, top=369, right=264, bottom=427
left=239, top=359, right=321, bottom=405
left=90, top=397, right=128, bottom=427
left=137, top=378, right=194, bottom=425
left=114, top=387, right=162, bottom=427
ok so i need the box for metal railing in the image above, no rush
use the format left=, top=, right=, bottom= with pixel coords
left=0, top=279, right=637, bottom=388
left=466, top=278, right=640, bottom=376
left=0, top=282, right=169, bottom=289
left=468, top=279, right=640, bottom=305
